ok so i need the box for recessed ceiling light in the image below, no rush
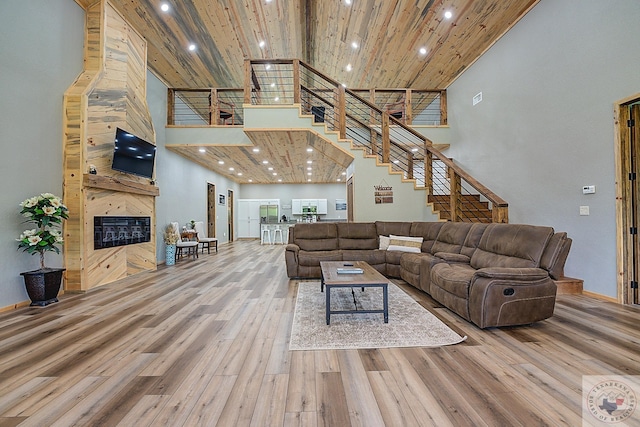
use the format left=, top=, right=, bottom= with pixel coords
left=393, top=160, right=400, bottom=164
left=266, top=0, right=273, bottom=3
left=238, top=172, right=243, bottom=176
left=444, top=10, right=453, bottom=19
left=229, top=167, right=235, bottom=171
left=268, top=167, right=273, bottom=171
left=278, top=178, right=282, bottom=182
left=262, top=160, right=269, bottom=164
left=342, top=171, right=347, bottom=175
left=274, top=97, right=279, bottom=102
left=351, top=41, right=359, bottom=49
left=160, top=3, right=169, bottom=12
left=307, top=172, right=312, bottom=175
left=265, top=64, right=271, bottom=70
left=307, top=167, right=312, bottom=171
left=259, top=40, right=266, bottom=48
left=341, top=83, right=347, bottom=88
left=337, top=178, right=341, bottom=182
left=419, top=47, right=427, bottom=55
left=308, top=179, right=312, bottom=182
left=345, top=63, right=352, bottom=72
left=198, top=148, right=206, bottom=153
left=249, top=179, right=253, bottom=182
left=188, top=44, right=196, bottom=51
left=218, top=160, right=224, bottom=165
left=252, top=148, right=260, bottom=152
left=307, top=160, right=312, bottom=164
left=345, top=0, right=352, bottom=4
left=307, top=147, right=313, bottom=152
left=270, top=82, right=275, bottom=87
left=272, top=172, right=277, bottom=176
left=411, top=148, right=419, bottom=152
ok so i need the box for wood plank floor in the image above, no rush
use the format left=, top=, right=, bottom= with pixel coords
left=0, top=240, right=638, bottom=426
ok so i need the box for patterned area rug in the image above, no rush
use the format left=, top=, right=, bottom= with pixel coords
left=289, top=281, right=467, bottom=350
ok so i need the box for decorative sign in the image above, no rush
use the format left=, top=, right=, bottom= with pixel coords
left=335, top=199, right=347, bottom=210
left=374, top=180, right=393, bottom=204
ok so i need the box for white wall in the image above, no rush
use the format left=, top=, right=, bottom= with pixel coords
left=0, top=0, right=84, bottom=308
left=447, top=0, right=640, bottom=297
left=147, top=71, right=240, bottom=261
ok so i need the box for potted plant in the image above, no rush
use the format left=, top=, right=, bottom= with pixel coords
left=16, top=193, right=69, bottom=306
left=163, top=224, right=179, bottom=266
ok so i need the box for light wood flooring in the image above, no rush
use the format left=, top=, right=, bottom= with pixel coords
left=0, top=240, right=639, bottom=426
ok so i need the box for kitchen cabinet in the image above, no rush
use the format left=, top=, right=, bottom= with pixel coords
left=317, top=199, right=328, bottom=214
left=238, top=199, right=279, bottom=238
left=291, top=199, right=328, bottom=215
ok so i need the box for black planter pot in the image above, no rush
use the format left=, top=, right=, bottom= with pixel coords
left=20, top=268, right=65, bottom=307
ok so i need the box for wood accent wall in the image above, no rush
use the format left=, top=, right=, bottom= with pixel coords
left=63, top=0, right=157, bottom=292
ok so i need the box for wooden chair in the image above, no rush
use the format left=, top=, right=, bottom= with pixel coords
left=171, top=222, right=199, bottom=261
left=194, top=221, right=218, bottom=254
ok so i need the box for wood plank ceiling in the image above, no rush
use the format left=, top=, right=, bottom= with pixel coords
left=75, top=0, right=538, bottom=183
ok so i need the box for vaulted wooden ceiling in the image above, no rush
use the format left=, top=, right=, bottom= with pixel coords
left=75, top=0, right=538, bottom=183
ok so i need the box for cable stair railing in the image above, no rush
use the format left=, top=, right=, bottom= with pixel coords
left=244, top=59, right=508, bottom=223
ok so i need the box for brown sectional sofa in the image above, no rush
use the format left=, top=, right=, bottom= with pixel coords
left=285, top=221, right=572, bottom=328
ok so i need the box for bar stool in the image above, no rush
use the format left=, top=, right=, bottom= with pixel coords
left=272, top=225, right=284, bottom=244
left=261, top=224, right=272, bottom=245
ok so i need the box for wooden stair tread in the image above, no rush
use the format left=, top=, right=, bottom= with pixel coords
left=554, top=276, right=583, bottom=295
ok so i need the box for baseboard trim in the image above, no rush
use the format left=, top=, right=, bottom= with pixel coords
left=554, top=276, right=583, bottom=295
left=581, top=290, right=619, bottom=303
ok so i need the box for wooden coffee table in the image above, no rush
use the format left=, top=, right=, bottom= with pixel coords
left=320, top=261, right=389, bottom=325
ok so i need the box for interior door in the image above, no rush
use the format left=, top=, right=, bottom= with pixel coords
left=207, top=183, right=216, bottom=237
left=347, top=176, right=354, bottom=222
left=630, top=104, right=640, bottom=304
left=228, top=189, right=234, bottom=242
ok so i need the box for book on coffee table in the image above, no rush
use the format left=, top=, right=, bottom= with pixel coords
left=336, top=267, right=364, bottom=274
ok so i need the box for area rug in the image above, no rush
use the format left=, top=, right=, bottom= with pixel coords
left=289, top=281, right=467, bottom=350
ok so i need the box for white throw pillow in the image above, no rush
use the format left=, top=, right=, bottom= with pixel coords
left=379, top=235, right=390, bottom=250
left=387, top=235, right=423, bottom=253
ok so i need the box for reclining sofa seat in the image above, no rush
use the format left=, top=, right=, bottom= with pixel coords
left=430, top=223, right=558, bottom=328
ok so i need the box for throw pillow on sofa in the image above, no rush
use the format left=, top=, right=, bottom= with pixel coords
left=387, top=235, right=423, bottom=253
left=379, top=235, right=391, bottom=250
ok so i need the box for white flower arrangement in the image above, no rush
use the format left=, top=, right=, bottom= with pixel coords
left=17, top=193, right=69, bottom=269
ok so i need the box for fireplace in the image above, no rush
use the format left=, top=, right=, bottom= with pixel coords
left=94, top=216, right=151, bottom=250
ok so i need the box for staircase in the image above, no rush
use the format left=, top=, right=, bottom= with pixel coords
left=428, top=194, right=493, bottom=223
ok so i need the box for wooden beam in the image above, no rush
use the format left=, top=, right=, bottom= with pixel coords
left=84, top=174, right=160, bottom=196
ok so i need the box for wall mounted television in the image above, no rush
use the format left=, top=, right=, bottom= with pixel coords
left=111, top=127, right=156, bottom=179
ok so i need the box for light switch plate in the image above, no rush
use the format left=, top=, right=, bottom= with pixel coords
left=580, top=206, right=590, bottom=216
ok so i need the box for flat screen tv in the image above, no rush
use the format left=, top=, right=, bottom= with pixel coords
left=111, top=127, right=156, bottom=179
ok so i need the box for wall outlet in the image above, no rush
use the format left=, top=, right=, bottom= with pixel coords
left=579, top=206, right=590, bottom=216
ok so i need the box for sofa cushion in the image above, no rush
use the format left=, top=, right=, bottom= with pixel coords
left=379, top=235, right=391, bottom=250
left=388, top=235, right=423, bottom=253
left=298, top=250, right=342, bottom=266
left=293, top=223, right=339, bottom=251
left=337, top=222, right=378, bottom=250
left=460, top=223, right=489, bottom=258
left=471, top=223, right=554, bottom=269
left=540, top=232, right=570, bottom=279
left=431, top=263, right=477, bottom=299
left=375, top=221, right=411, bottom=238
left=431, top=222, right=473, bottom=254
left=342, top=249, right=387, bottom=266
left=409, top=222, right=444, bottom=253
